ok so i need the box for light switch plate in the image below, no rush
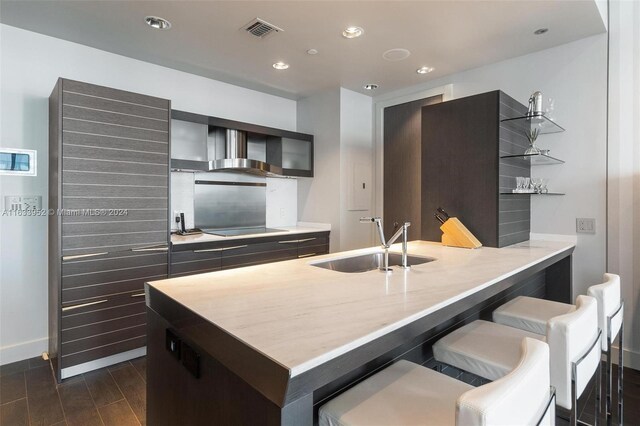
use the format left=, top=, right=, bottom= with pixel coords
left=576, top=218, right=596, bottom=234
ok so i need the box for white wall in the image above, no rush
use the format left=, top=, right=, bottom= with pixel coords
left=0, top=24, right=297, bottom=365
left=339, top=88, right=374, bottom=250
left=297, top=89, right=342, bottom=252
left=374, top=34, right=608, bottom=301
left=297, top=89, right=374, bottom=252
left=607, top=0, right=640, bottom=368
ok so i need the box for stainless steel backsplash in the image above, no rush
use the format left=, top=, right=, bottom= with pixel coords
left=194, top=172, right=266, bottom=230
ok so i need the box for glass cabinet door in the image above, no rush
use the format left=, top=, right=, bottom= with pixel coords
left=281, top=138, right=313, bottom=177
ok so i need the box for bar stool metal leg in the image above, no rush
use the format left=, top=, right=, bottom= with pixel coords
left=618, top=320, right=623, bottom=426
left=606, top=327, right=612, bottom=426
left=605, top=302, right=624, bottom=426
left=596, top=358, right=602, bottom=426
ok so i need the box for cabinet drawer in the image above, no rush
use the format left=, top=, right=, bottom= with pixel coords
left=297, top=234, right=328, bottom=249
left=61, top=297, right=146, bottom=330
left=60, top=336, right=146, bottom=370
left=62, top=277, right=153, bottom=304
left=62, top=263, right=167, bottom=290
left=61, top=250, right=166, bottom=302
left=170, top=249, right=222, bottom=277
left=171, top=259, right=221, bottom=276
left=62, top=232, right=169, bottom=256
left=61, top=323, right=146, bottom=354
left=61, top=310, right=146, bottom=343
left=221, top=241, right=297, bottom=270
left=297, top=243, right=329, bottom=258
left=62, top=251, right=167, bottom=275
left=171, top=250, right=222, bottom=263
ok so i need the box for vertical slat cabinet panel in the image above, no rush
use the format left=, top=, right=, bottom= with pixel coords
left=60, top=79, right=170, bottom=256
left=497, top=92, right=531, bottom=247
left=50, top=78, right=171, bottom=381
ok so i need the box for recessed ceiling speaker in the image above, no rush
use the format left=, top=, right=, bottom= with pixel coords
left=383, top=48, right=411, bottom=61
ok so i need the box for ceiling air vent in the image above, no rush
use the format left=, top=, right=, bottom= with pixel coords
left=242, top=18, right=283, bottom=39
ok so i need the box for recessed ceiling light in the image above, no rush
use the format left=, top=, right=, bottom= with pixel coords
left=342, top=26, right=364, bottom=39
left=273, top=61, right=290, bottom=70
left=307, top=49, right=319, bottom=55
left=417, top=66, right=435, bottom=74
left=145, top=16, right=172, bottom=30
left=534, top=28, right=549, bottom=35
left=363, top=84, right=379, bottom=91
left=383, top=48, right=411, bottom=61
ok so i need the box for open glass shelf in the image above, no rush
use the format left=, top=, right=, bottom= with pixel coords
left=500, top=192, right=565, bottom=196
left=500, top=113, right=565, bottom=134
left=500, top=153, right=565, bottom=165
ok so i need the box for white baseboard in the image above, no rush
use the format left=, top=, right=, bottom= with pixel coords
left=0, top=337, right=48, bottom=366
left=61, top=347, right=146, bottom=379
left=610, top=345, right=640, bottom=371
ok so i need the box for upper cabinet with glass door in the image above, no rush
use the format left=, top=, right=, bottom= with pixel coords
left=170, top=109, right=314, bottom=177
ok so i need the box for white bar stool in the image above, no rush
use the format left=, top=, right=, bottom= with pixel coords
left=318, top=338, right=555, bottom=426
left=493, top=274, right=623, bottom=425
left=433, top=295, right=601, bottom=426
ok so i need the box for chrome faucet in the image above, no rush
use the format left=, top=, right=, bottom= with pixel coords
left=360, top=217, right=411, bottom=272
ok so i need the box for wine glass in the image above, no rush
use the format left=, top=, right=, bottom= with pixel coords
left=531, top=178, right=543, bottom=194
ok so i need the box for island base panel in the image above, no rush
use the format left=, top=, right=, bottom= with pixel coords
left=146, top=308, right=312, bottom=426
left=147, top=251, right=572, bottom=426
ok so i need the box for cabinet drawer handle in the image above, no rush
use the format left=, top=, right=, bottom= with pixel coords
left=193, top=245, right=248, bottom=253
left=219, top=245, right=248, bottom=251
left=278, top=237, right=316, bottom=244
left=131, top=245, right=169, bottom=252
left=297, top=237, right=317, bottom=243
left=131, top=293, right=146, bottom=298
left=298, top=253, right=317, bottom=258
left=62, top=252, right=108, bottom=261
left=62, top=299, right=108, bottom=312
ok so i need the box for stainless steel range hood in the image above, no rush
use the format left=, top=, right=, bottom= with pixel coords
left=208, top=129, right=283, bottom=176
left=171, top=127, right=284, bottom=177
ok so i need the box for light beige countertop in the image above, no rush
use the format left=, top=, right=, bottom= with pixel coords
left=170, top=222, right=331, bottom=245
left=147, top=239, right=574, bottom=377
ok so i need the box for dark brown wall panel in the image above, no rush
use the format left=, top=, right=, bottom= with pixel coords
left=383, top=95, right=443, bottom=238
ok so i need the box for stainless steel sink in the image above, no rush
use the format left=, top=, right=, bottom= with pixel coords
left=310, top=252, right=435, bottom=273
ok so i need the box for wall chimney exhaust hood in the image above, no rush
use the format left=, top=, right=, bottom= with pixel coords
left=171, top=128, right=284, bottom=177
left=170, top=110, right=314, bottom=178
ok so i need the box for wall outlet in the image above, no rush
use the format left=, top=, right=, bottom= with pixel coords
left=576, top=218, right=596, bottom=234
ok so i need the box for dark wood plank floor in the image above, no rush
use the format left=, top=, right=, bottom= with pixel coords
left=1, top=357, right=146, bottom=426
left=1, top=356, right=638, bottom=425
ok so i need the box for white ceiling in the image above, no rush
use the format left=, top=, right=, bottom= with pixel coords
left=0, top=1, right=606, bottom=99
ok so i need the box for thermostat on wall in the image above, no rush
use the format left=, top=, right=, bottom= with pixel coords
left=0, top=148, right=37, bottom=176
left=4, top=195, right=42, bottom=212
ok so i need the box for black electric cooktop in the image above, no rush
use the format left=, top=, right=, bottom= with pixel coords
left=201, top=227, right=284, bottom=237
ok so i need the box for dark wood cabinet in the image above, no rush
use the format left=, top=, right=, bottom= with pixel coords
left=49, top=78, right=171, bottom=381
left=420, top=91, right=531, bottom=248
left=170, top=232, right=330, bottom=277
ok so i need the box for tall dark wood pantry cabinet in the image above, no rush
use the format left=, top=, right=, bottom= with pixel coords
left=421, top=90, right=531, bottom=248
left=49, top=79, right=170, bottom=381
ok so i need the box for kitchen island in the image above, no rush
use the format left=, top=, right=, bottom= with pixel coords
left=145, top=239, right=574, bottom=425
